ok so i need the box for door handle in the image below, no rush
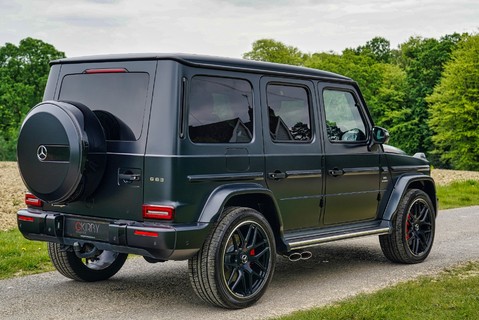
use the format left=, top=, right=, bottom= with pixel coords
left=268, top=171, right=287, bottom=180
left=118, top=172, right=141, bottom=184
left=328, top=168, right=344, bottom=177
left=119, top=173, right=141, bottom=181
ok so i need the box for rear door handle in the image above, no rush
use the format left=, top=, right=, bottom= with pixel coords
left=119, top=173, right=141, bottom=181
left=268, top=171, right=287, bottom=180
left=328, top=168, right=344, bottom=177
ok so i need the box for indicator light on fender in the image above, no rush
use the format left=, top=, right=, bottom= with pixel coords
left=84, top=68, right=128, bottom=74
left=142, top=205, right=174, bottom=220
left=25, top=193, right=42, bottom=207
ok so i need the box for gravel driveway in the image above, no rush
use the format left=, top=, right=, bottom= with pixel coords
left=1, top=206, right=478, bottom=320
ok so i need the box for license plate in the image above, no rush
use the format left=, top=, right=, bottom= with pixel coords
left=64, top=218, right=109, bottom=241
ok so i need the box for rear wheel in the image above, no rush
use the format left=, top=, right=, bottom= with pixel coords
left=380, top=189, right=436, bottom=264
left=188, top=207, right=276, bottom=309
left=47, top=242, right=127, bottom=281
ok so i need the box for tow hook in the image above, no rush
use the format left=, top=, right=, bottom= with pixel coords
left=73, top=242, right=99, bottom=259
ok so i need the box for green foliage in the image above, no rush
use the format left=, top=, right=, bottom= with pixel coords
left=428, top=34, right=479, bottom=170
left=243, top=39, right=307, bottom=65
left=372, top=64, right=409, bottom=148
left=394, top=34, right=462, bottom=155
left=353, top=36, right=393, bottom=63
left=0, top=229, right=53, bottom=279
left=0, top=37, right=65, bottom=160
left=0, top=127, right=18, bottom=161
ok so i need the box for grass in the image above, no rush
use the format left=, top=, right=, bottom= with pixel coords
left=436, top=180, right=479, bottom=209
left=0, top=229, right=53, bottom=280
left=276, top=261, right=479, bottom=320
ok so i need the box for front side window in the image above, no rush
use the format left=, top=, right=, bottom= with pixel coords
left=323, top=89, right=367, bottom=142
left=188, top=76, right=253, bottom=144
left=266, top=84, right=312, bottom=142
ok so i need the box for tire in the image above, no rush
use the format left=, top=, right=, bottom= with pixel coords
left=188, top=207, right=276, bottom=309
left=380, top=189, right=436, bottom=264
left=47, top=242, right=127, bottom=282
left=17, top=101, right=107, bottom=204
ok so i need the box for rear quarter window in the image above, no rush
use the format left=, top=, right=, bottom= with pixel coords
left=188, top=76, right=254, bottom=144
left=59, top=72, right=150, bottom=140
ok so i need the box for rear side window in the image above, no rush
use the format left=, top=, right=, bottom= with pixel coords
left=188, top=76, right=253, bottom=144
left=266, top=84, right=312, bottom=142
left=59, top=72, right=150, bottom=141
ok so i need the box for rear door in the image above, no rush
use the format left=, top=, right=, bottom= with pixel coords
left=261, top=77, right=323, bottom=232
left=43, top=60, right=157, bottom=221
left=318, top=83, right=381, bottom=225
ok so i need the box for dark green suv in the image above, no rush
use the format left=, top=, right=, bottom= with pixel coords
left=16, top=54, right=436, bottom=309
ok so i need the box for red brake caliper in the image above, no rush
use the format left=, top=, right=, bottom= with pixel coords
left=406, top=213, right=411, bottom=240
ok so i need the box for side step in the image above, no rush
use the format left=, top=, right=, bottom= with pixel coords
left=284, top=222, right=390, bottom=251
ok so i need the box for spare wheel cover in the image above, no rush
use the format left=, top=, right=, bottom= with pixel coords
left=17, top=101, right=104, bottom=203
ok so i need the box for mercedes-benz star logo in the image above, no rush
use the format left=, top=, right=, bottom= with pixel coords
left=37, top=145, right=48, bottom=161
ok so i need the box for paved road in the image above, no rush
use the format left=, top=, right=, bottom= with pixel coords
left=1, top=206, right=478, bottom=320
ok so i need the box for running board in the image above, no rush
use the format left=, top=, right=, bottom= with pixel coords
left=286, top=225, right=390, bottom=251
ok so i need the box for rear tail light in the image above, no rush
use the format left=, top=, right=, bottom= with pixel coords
left=142, top=205, right=174, bottom=220
left=25, top=193, right=42, bottom=207
left=84, top=68, right=128, bottom=74
left=133, top=230, right=159, bottom=238
left=18, top=215, right=35, bottom=222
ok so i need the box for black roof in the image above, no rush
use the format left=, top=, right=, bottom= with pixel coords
left=51, top=53, right=351, bottom=82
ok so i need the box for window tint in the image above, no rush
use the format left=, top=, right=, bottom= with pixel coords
left=59, top=73, right=149, bottom=140
left=267, top=84, right=312, bottom=142
left=323, top=90, right=367, bottom=142
left=188, top=76, right=253, bottom=144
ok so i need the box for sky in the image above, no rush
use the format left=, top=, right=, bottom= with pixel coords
left=0, top=0, right=478, bottom=58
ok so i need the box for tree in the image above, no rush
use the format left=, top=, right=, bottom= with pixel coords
left=427, top=34, right=479, bottom=170
left=243, top=39, right=307, bottom=66
left=372, top=64, right=409, bottom=147
left=0, top=37, right=65, bottom=160
left=394, top=34, right=462, bottom=155
left=354, top=36, right=392, bottom=63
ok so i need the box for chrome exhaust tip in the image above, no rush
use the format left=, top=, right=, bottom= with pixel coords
left=300, top=250, right=312, bottom=260
left=284, top=250, right=312, bottom=262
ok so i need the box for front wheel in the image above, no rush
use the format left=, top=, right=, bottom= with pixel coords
left=48, top=242, right=128, bottom=281
left=380, top=189, right=436, bottom=264
left=188, top=207, right=276, bottom=309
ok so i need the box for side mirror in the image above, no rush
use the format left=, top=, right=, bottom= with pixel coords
left=371, top=126, right=389, bottom=145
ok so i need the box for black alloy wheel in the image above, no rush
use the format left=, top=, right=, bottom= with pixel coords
left=380, top=189, right=436, bottom=264
left=221, top=220, right=272, bottom=298
left=405, top=197, right=434, bottom=256
left=188, top=207, right=276, bottom=309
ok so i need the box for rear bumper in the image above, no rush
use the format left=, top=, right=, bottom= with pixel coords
left=17, top=209, right=211, bottom=260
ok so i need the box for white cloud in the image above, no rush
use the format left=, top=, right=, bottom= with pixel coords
left=0, top=0, right=477, bottom=58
